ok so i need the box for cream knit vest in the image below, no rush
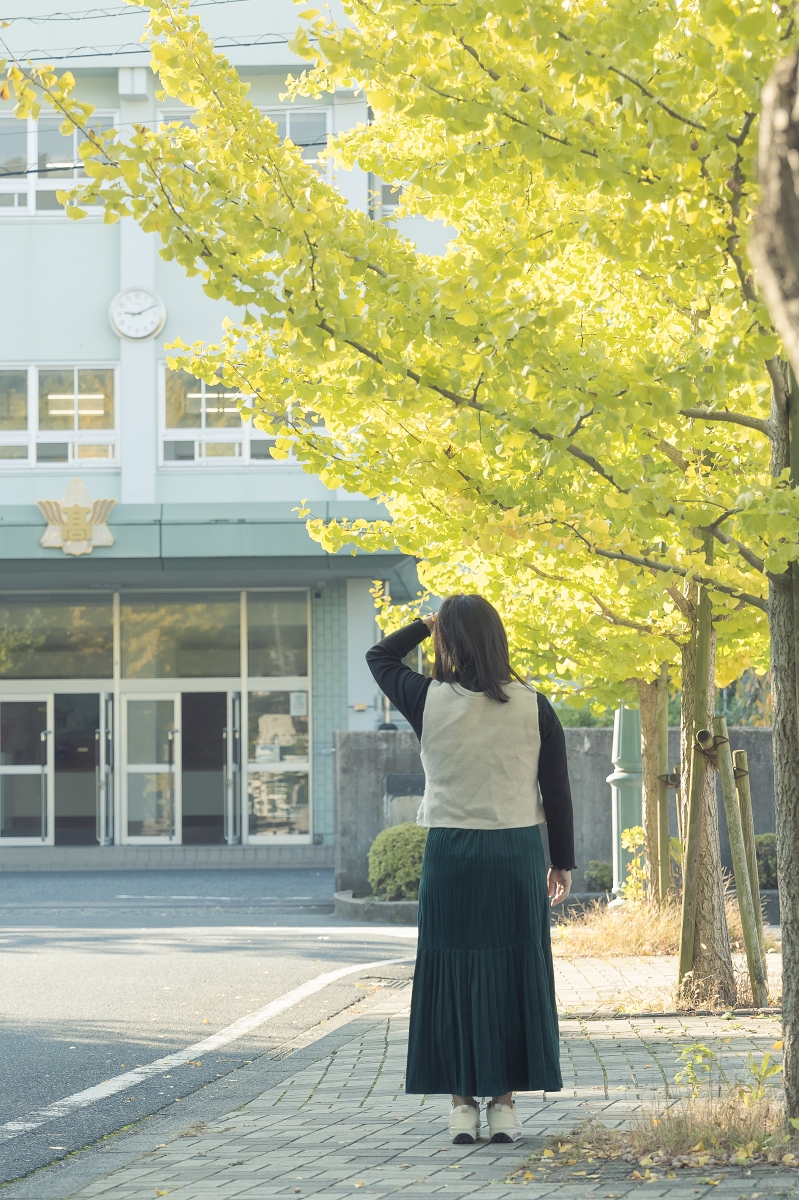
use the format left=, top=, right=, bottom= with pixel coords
left=417, top=680, right=545, bottom=829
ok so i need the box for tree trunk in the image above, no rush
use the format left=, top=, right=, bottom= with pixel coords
left=691, top=631, right=736, bottom=1004
left=679, top=601, right=735, bottom=1004
left=768, top=359, right=799, bottom=1119
left=638, top=678, right=660, bottom=902
left=751, top=49, right=799, bottom=381
left=749, top=57, right=799, bottom=1112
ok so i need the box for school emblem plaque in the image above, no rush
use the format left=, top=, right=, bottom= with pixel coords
left=36, top=479, right=116, bottom=557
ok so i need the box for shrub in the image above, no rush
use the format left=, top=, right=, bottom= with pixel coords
left=368, top=823, right=428, bottom=901
left=755, top=833, right=778, bottom=889
left=584, top=860, right=613, bottom=892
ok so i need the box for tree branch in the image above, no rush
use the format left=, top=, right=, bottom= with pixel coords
left=709, top=526, right=766, bottom=574
left=680, top=407, right=771, bottom=436
left=562, top=525, right=769, bottom=611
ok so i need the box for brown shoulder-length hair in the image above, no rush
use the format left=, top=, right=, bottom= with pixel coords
left=432, top=594, right=524, bottom=703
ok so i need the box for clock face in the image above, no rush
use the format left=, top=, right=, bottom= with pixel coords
left=108, top=288, right=166, bottom=341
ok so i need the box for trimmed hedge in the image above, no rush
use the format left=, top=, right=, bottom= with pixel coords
left=368, top=823, right=428, bottom=901
left=584, top=860, right=613, bottom=892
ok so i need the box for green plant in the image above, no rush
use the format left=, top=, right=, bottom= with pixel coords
left=755, top=833, right=778, bottom=890
left=675, top=1043, right=725, bottom=1098
left=669, top=836, right=684, bottom=893
left=583, top=861, right=613, bottom=892
left=620, top=826, right=646, bottom=902
left=736, top=1052, right=783, bottom=1105
left=368, top=823, right=428, bottom=901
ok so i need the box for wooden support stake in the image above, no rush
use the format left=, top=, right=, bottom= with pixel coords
left=677, top=541, right=713, bottom=991
left=714, top=718, right=768, bottom=1008
left=657, top=662, right=670, bottom=902
left=734, top=748, right=768, bottom=982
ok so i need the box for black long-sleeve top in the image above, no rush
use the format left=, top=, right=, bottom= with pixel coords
left=366, top=619, right=576, bottom=870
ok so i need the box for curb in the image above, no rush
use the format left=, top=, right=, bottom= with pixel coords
left=333, top=890, right=418, bottom=924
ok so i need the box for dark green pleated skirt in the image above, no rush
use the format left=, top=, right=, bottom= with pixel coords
left=405, top=826, right=562, bottom=1097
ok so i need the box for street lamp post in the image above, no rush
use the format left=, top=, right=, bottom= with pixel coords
left=606, top=704, right=643, bottom=902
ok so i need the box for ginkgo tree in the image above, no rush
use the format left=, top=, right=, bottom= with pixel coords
left=2, top=0, right=797, bottom=1109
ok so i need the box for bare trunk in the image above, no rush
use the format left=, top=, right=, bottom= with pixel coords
left=638, top=678, right=660, bottom=902
left=679, top=602, right=735, bottom=1004
left=691, top=631, right=735, bottom=1004
left=769, top=359, right=799, bottom=1118
left=770, top=571, right=799, bottom=1113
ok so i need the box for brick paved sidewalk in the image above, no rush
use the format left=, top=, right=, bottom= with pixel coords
left=555, top=952, right=783, bottom=1013
left=74, top=983, right=795, bottom=1200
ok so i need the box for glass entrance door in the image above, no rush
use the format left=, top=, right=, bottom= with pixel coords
left=224, top=692, right=242, bottom=845
left=123, top=696, right=180, bottom=842
left=97, top=694, right=114, bottom=846
left=0, top=698, right=53, bottom=844
left=54, top=693, right=100, bottom=846
left=181, top=693, right=226, bottom=845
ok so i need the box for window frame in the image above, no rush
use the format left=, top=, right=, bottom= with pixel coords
left=259, top=105, right=332, bottom=173
left=0, top=363, right=119, bottom=468
left=158, top=362, right=280, bottom=469
left=0, top=112, right=118, bottom=217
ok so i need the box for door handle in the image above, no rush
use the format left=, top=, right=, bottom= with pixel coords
left=166, top=728, right=178, bottom=839
left=39, top=730, right=51, bottom=841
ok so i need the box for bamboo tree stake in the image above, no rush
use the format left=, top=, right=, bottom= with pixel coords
left=678, top=535, right=713, bottom=992
left=657, top=662, right=670, bottom=902
left=734, top=748, right=768, bottom=982
left=714, top=717, right=769, bottom=1007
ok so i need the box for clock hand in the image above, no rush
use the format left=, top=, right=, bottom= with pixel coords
left=122, top=303, right=158, bottom=316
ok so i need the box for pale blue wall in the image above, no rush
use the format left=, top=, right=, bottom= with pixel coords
left=311, top=581, right=349, bottom=843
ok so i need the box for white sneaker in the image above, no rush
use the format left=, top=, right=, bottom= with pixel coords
left=449, top=1103, right=480, bottom=1144
left=486, top=1101, right=522, bottom=1143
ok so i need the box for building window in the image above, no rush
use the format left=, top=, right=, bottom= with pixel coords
left=160, top=367, right=276, bottom=466
left=0, top=594, right=114, bottom=679
left=0, top=114, right=114, bottom=215
left=120, top=592, right=241, bottom=679
left=261, top=107, right=330, bottom=169
left=0, top=366, right=117, bottom=466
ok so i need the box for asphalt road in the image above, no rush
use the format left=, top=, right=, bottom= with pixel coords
left=0, top=870, right=417, bottom=1187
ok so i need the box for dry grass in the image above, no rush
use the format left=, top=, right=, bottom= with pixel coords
left=506, top=1107, right=799, bottom=1185
left=551, top=896, right=778, bottom=960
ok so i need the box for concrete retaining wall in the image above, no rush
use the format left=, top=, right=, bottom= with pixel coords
left=335, top=727, right=776, bottom=894
left=334, top=730, right=422, bottom=894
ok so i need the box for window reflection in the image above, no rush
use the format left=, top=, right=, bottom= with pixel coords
left=0, top=595, right=112, bottom=679
left=120, top=593, right=240, bottom=678
left=247, top=592, right=307, bottom=677
left=248, top=691, right=308, bottom=763
left=248, top=771, right=308, bottom=836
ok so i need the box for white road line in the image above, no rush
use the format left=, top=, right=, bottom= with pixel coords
left=0, top=954, right=415, bottom=1144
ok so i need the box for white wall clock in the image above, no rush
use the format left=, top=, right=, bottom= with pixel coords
left=108, top=287, right=167, bottom=341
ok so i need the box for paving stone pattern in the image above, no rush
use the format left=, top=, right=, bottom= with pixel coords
left=74, top=987, right=795, bottom=1200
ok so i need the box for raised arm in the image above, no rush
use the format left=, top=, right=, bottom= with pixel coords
left=536, top=694, right=576, bottom=872
left=366, top=618, right=433, bottom=739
